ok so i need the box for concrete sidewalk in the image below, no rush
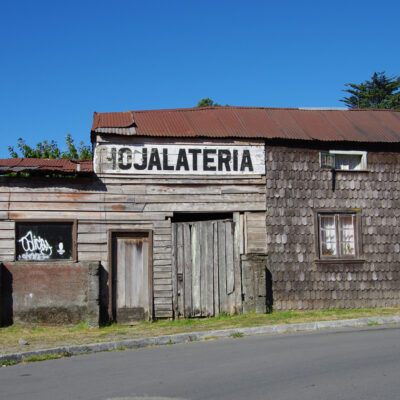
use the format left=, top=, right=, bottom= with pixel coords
left=1, top=315, right=400, bottom=365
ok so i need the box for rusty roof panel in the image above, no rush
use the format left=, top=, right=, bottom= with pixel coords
left=91, top=107, right=400, bottom=143
left=183, top=108, right=230, bottom=137
left=0, top=158, right=93, bottom=174
left=320, top=111, right=368, bottom=142
left=349, top=111, right=400, bottom=142
left=134, top=109, right=195, bottom=137
left=92, top=111, right=134, bottom=131
left=265, top=109, right=309, bottom=140
left=234, top=109, right=284, bottom=138
left=370, top=111, right=400, bottom=141
left=289, top=109, right=345, bottom=141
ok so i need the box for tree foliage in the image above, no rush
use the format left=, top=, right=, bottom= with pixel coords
left=8, top=134, right=92, bottom=160
left=197, top=98, right=223, bottom=107
left=340, top=72, right=400, bottom=109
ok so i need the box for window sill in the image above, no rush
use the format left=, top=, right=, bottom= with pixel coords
left=333, top=169, right=369, bottom=173
left=13, top=259, right=77, bottom=264
left=314, top=258, right=365, bottom=265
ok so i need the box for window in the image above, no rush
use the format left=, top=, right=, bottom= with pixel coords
left=317, top=213, right=360, bottom=259
left=330, top=150, right=367, bottom=171
left=15, top=221, right=75, bottom=261
left=319, top=151, right=367, bottom=170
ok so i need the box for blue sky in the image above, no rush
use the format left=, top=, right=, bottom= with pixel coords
left=1, top=0, right=399, bottom=158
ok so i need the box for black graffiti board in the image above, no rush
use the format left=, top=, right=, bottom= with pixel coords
left=15, top=222, right=73, bottom=261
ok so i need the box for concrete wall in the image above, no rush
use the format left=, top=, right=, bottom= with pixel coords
left=0, top=261, right=100, bottom=325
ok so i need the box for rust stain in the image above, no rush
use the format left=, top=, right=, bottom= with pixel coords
left=57, top=193, right=91, bottom=201
left=9, top=212, right=24, bottom=219
left=111, top=204, right=126, bottom=211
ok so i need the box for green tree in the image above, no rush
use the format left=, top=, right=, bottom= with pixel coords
left=8, top=134, right=92, bottom=160
left=197, top=98, right=222, bottom=107
left=340, top=72, right=400, bottom=109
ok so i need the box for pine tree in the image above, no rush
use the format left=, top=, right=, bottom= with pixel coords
left=340, top=72, right=400, bottom=109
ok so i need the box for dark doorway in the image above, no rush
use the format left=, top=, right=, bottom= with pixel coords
left=0, top=264, right=13, bottom=326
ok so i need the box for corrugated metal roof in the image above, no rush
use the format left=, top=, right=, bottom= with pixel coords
left=0, top=158, right=93, bottom=174
left=91, top=107, right=400, bottom=143
left=92, top=111, right=134, bottom=130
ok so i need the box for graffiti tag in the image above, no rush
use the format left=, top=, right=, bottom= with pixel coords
left=18, top=231, right=53, bottom=260
left=57, top=242, right=65, bottom=255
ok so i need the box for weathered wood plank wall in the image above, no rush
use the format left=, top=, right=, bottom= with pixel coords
left=0, top=166, right=266, bottom=319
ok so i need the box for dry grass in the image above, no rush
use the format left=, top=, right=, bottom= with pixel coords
left=1, top=307, right=399, bottom=355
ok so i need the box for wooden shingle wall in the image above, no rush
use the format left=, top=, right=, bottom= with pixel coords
left=266, top=146, right=400, bottom=310
left=0, top=171, right=266, bottom=319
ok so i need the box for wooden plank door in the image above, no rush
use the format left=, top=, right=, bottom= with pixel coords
left=112, top=233, right=151, bottom=323
left=173, top=219, right=240, bottom=318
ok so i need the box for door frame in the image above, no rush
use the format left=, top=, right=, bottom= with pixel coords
left=108, top=229, right=153, bottom=321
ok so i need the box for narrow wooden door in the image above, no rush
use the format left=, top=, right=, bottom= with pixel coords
left=112, top=233, right=151, bottom=323
left=173, top=219, right=240, bottom=318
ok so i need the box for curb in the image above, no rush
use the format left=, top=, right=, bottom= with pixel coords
left=1, top=315, right=400, bottom=364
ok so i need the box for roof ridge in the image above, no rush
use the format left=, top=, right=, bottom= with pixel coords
left=93, top=107, right=400, bottom=116
left=131, top=106, right=324, bottom=113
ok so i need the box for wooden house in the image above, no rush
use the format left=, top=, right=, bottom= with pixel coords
left=1, top=107, right=400, bottom=325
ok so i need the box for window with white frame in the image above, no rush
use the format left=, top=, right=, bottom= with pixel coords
left=329, top=150, right=367, bottom=171
left=318, top=213, right=359, bottom=259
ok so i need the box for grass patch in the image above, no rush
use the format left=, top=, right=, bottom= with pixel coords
left=367, top=321, right=381, bottom=327
left=24, top=352, right=71, bottom=363
left=1, top=360, right=18, bottom=367
left=204, top=336, right=218, bottom=341
left=1, top=307, right=399, bottom=356
left=230, top=332, right=244, bottom=338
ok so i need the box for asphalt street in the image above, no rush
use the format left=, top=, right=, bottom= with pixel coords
left=1, top=325, right=399, bottom=400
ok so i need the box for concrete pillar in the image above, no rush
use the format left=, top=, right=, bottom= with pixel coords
left=87, top=262, right=100, bottom=328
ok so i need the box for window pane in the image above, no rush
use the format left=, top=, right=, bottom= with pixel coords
left=335, top=154, right=362, bottom=170
left=320, top=216, right=337, bottom=256
left=338, top=215, right=355, bottom=256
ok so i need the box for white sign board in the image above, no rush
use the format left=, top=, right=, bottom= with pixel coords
left=94, top=144, right=265, bottom=175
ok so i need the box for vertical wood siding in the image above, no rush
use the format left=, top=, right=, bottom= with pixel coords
left=173, top=219, right=241, bottom=317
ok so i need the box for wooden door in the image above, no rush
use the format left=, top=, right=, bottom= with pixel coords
left=173, top=219, right=240, bottom=318
left=111, top=232, right=152, bottom=323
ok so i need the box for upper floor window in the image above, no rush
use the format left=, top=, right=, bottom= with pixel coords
left=320, top=151, right=367, bottom=171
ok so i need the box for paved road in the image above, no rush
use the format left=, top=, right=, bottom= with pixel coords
left=1, top=325, right=399, bottom=400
